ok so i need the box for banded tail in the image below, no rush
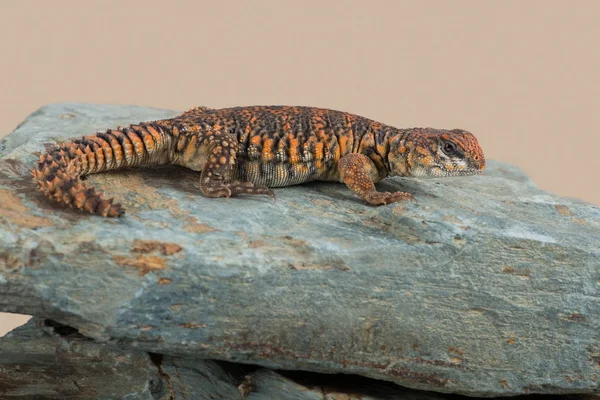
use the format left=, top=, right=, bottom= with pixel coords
left=32, top=121, right=173, bottom=217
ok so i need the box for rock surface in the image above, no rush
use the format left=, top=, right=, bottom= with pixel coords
left=1, top=318, right=594, bottom=400
left=0, top=104, right=599, bottom=397
left=0, top=318, right=168, bottom=399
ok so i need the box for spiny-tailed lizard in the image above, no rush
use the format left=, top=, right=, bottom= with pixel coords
left=32, top=105, right=485, bottom=217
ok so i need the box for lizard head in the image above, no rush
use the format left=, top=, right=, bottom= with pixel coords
left=388, top=128, right=485, bottom=177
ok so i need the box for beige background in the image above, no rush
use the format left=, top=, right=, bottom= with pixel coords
left=1, top=1, right=599, bottom=336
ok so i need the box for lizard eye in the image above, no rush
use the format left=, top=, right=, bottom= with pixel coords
left=442, top=141, right=458, bottom=155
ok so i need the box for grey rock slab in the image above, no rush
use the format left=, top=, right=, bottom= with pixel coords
left=0, top=317, right=245, bottom=399
left=1, top=319, right=590, bottom=400
left=246, top=369, right=598, bottom=400
left=245, top=369, right=452, bottom=400
left=0, top=103, right=599, bottom=397
left=0, top=317, right=168, bottom=399
left=160, top=357, right=245, bottom=399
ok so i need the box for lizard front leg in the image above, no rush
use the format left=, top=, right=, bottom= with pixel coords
left=199, top=132, right=274, bottom=200
left=338, top=153, right=414, bottom=205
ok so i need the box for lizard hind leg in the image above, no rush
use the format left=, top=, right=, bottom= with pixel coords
left=199, top=133, right=275, bottom=200
left=338, top=153, right=414, bottom=205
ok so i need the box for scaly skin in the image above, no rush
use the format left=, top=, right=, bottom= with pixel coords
left=32, top=105, right=486, bottom=217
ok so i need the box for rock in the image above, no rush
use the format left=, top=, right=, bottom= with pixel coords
left=1, top=319, right=590, bottom=400
left=0, top=317, right=168, bottom=399
left=0, top=104, right=599, bottom=397
left=245, top=369, right=452, bottom=400
left=0, top=318, right=249, bottom=399
left=159, top=357, right=245, bottom=399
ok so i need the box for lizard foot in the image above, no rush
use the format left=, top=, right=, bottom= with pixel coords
left=339, top=153, right=412, bottom=206
left=198, top=132, right=275, bottom=201
left=365, top=191, right=415, bottom=206
left=229, top=182, right=275, bottom=200
left=202, top=181, right=275, bottom=200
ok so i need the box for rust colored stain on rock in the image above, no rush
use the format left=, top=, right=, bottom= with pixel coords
left=184, top=216, right=217, bottom=233
left=554, top=204, right=574, bottom=216
left=448, top=347, right=465, bottom=356
left=0, top=189, right=53, bottom=228
left=502, top=266, right=531, bottom=278
left=180, top=322, right=207, bottom=329
left=391, top=205, right=408, bottom=215
left=0, top=252, right=24, bottom=269
left=114, top=238, right=182, bottom=275
left=280, top=235, right=308, bottom=248
left=384, top=367, right=449, bottom=388
left=561, top=313, right=586, bottom=322
left=113, top=255, right=166, bottom=275
left=132, top=239, right=182, bottom=256
left=248, top=240, right=269, bottom=248
left=223, top=340, right=449, bottom=388
left=158, top=277, right=172, bottom=285
left=289, top=263, right=350, bottom=272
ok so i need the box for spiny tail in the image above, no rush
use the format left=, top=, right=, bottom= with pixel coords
left=32, top=121, right=173, bottom=217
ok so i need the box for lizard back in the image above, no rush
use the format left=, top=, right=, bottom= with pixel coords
left=172, top=105, right=394, bottom=187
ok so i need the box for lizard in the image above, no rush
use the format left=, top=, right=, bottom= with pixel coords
left=32, top=105, right=486, bottom=217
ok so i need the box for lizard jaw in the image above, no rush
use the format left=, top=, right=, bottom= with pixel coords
left=410, top=166, right=483, bottom=178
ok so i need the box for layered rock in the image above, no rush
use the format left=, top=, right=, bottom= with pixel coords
left=0, top=104, right=599, bottom=397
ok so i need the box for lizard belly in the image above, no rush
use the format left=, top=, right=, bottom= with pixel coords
left=234, top=160, right=339, bottom=188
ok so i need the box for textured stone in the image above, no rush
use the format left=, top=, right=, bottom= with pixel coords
left=0, top=104, right=599, bottom=397
left=1, top=319, right=590, bottom=400
left=0, top=318, right=168, bottom=399
left=0, top=318, right=245, bottom=399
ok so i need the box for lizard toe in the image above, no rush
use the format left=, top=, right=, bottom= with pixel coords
left=366, top=191, right=414, bottom=205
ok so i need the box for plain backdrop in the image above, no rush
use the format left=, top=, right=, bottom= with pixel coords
left=1, top=1, right=599, bottom=336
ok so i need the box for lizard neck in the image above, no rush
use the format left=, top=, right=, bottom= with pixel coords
left=374, top=127, right=406, bottom=177
left=383, top=128, right=414, bottom=177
